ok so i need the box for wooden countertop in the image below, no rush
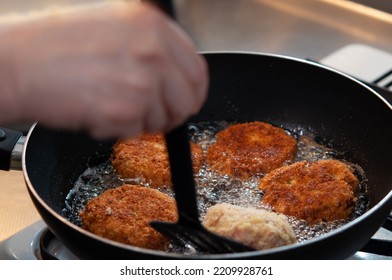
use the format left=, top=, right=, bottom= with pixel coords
left=0, top=170, right=40, bottom=241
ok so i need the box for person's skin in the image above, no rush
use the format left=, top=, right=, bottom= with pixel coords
left=0, top=1, right=208, bottom=139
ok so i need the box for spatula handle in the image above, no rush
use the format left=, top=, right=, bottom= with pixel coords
left=146, top=0, right=176, bottom=18
left=147, top=0, right=201, bottom=224
left=165, top=124, right=200, bottom=223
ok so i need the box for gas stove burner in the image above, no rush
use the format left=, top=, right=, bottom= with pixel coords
left=39, top=229, right=61, bottom=260
left=37, top=228, right=79, bottom=260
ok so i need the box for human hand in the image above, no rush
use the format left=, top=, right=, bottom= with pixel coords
left=0, top=1, right=208, bottom=138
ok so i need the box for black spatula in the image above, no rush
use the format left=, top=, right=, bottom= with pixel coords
left=150, top=124, right=254, bottom=253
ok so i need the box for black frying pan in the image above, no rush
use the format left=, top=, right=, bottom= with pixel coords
left=1, top=52, right=392, bottom=259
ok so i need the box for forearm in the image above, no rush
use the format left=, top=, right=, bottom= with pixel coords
left=0, top=27, right=21, bottom=125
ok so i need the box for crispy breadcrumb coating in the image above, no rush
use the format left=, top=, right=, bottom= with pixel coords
left=259, top=160, right=359, bottom=224
left=111, top=133, right=205, bottom=188
left=79, top=184, right=178, bottom=250
left=203, top=203, right=296, bottom=250
left=207, top=122, right=297, bottom=178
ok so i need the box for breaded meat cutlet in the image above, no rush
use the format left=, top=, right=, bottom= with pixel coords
left=258, top=159, right=359, bottom=224
left=207, top=122, right=297, bottom=178
left=79, top=184, right=178, bottom=250
left=111, top=133, right=205, bottom=188
left=203, top=203, right=296, bottom=250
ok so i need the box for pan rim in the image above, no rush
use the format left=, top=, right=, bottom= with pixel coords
left=201, top=51, right=392, bottom=112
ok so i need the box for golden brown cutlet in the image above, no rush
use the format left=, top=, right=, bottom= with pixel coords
left=203, top=203, right=296, bottom=250
left=207, top=121, right=297, bottom=178
left=79, top=184, right=178, bottom=250
left=111, top=133, right=205, bottom=188
left=258, top=159, right=359, bottom=224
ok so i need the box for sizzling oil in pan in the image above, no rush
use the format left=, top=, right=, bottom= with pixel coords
left=63, top=122, right=369, bottom=254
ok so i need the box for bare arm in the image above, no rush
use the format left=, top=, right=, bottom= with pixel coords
left=0, top=1, right=208, bottom=138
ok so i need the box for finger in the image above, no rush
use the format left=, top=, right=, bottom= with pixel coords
left=85, top=97, right=145, bottom=139
left=81, top=72, right=149, bottom=138
left=141, top=3, right=208, bottom=109
left=143, top=91, right=168, bottom=133
left=162, top=19, right=209, bottom=109
left=161, top=60, right=196, bottom=127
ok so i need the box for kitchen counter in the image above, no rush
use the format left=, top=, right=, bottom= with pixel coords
left=176, top=0, right=392, bottom=59
left=0, top=0, right=391, bottom=241
left=0, top=171, right=40, bottom=241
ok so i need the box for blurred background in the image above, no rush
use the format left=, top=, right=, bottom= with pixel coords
left=0, top=0, right=391, bottom=59
left=179, top=0, right=392, bottom=60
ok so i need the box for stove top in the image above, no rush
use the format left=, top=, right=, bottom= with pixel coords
left=320, top=44, right=392, bottom=92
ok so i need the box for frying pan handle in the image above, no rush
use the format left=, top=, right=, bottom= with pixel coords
left=0, top=127, right=24, bottom=171
left=148, top=0, right=200, bottom=222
